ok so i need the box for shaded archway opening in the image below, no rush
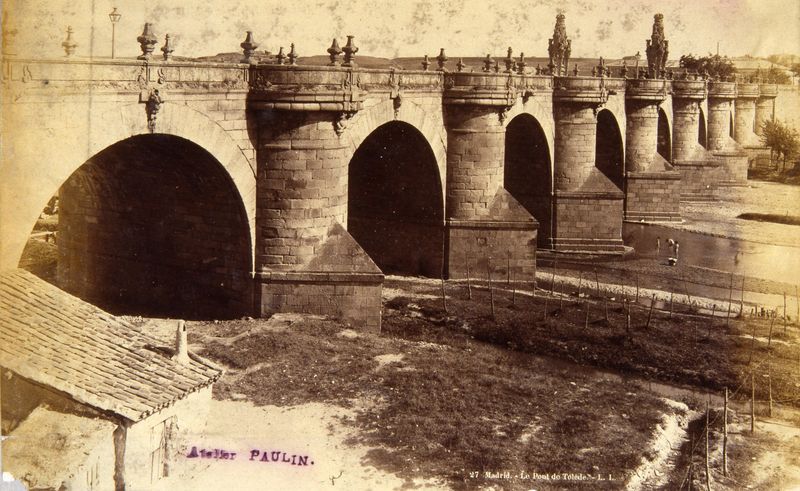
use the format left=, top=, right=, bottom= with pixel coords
left=698, top=108, right=707, bottom=148
left=504, top=114, right=552, bottom=248
left=657, top=108, right=672, bottom=162
left=348, top=122, right=444, bottom=277
left=729, top=112, right=735, bottom=138
left=595, top=110, right=624, bottom=190
left=24, top=134, right=253, bottom=319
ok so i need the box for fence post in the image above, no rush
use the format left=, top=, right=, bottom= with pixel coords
left=669, top=291, right=674, bottom=320
left=705, top=402, right=711, bottom=491
left=635, top=273, right=640, bottom=304
left=487, top=257, right=495, bottom=319
left=751, top=371, right=756, bottom=434
left=723, top=387, right=728, bottom=477
left=726, top=273, right=734, bottom=327
left=584, top=301, right=590, bottom=329
left=577, top=270, right=583, bottom=297
left=768, top=370, right=773, bottom=418
left=551, top=259, right=557, bottom=296
left=645, top=293, right=656, bottom=329
left=784, top=292, right=788, bottom=334
left=440, top=277, right=448, bottom=314
left=594, top=268, right=600, bottom=297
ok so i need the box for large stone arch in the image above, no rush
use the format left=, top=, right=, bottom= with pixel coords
left=1, top=101, right=257, bottom=271
left=503, top=95, right=556, bottom=182
left=503, top=112, right=553, bottom=248
left=346, top=119, right=445, bottom=277
left=698, top=106, right=708, bottom=148
left=595, top=109, right=625, bottom=191
left=345, top=98, right=447, bottom=203
left=657, top=107, right=673, bottom=162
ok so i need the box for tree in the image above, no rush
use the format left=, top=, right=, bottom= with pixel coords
left=679, top=53, right=736, bottom=80
left=758, top=66, right=791, bottom=84
left=761, top=119, right=800, bottom=171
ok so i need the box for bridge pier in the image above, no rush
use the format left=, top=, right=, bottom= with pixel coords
left=250, top=68, right=383, bottom=331
left=623, top=79, right=681, bottom=222
left=707, top=81, right=748, bottom=186
left=671, top=79, right=720, bottom=201
left=443, top=73, right=538, bottom=280
left=551, top=77, right=624, bottom=252
left=749, top=84, right=778, bottom=169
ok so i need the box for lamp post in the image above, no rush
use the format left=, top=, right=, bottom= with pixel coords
left=109, top=7, right=121, bottom=59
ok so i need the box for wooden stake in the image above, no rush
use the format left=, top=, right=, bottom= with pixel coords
left=768, top=370, right=773, bottom=417
left=543, top=293, right=549, bottom=320
left=559, top=280, right=564, bottom=311
left=532, top=246, right=537, bottom=295
left=487, top=258, right=495, bottom=319
left=784, top=291, right=788, bottom=333
left=440, top=277, right=448, bottom=314
left=635, top=273, right=640, bottom=304
left=595, top=268, right=600, bottom=297
left=708, top=305, right=716, bottom=339
left=748, top=321, right=757, bottom=364
left=705, top=402, right=711, bottom=491
left=751, top=371, right=755, bottom=434
left=626, top=306, right=632, bottom=339
left=511, top=269, right=516, bottom=306
left=768, top=315, right=775, bottom=348
left=584, top=301, right=590, bottom=329
left=604, top=296, right=609, bottom=323
left=551, top=259, right=557, bottom=295
left=466, top=259, right=472, bottom=300
left=726, top=272, right=734, bottom=327
left=795, top=285, right=799, bottom=326
left=669, top=291, right=674, bottom=320
left=682, top=273, right=692, bottom=305
left=740, top=277, right=745, bottom=316
left=645, top=294, right=656, bottom=329
left=577, top=270, right=583, bottom=297
left=506, top=254, right=511, bottom=285
left=723, top=387, right=728, bottom=477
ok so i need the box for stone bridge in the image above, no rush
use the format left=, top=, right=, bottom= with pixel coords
left=0, top=15, right=781, bottom=330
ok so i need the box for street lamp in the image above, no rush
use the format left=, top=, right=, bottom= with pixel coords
left=109, top=7, right=121, bottom=59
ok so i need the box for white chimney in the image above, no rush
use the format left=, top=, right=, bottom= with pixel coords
left=173, top=320, right=190, bottom=364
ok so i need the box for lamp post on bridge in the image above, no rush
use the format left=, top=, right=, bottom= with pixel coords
left=109, top=7, right=121, bottom=59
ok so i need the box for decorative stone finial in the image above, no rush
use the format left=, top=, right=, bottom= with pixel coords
left=342, top=35, right=358, bottom=67
left=161, top=34, right=174, bottom=61
left=573, top=64, right=579, bottom=76
left=137, top=23, right=158, bottom=60
left=493, top=60, right=500, bottom=73
left=240, top=31, right=258, bottom=63
left=327, top=38, right=342, bottom=65
left=535, top=64, right=541, bottom=75
left=596, top=57, right=606, bottom=78
left=548, top=14, right=571, bottom=76
left=483, top=54, right=493, bottom=72
left=288, top=43, right=298, bottom=65
left=621, top=60, right=628, bottom=78
left=421, top=55, right=430, bottom=71
left=275, top=46, right=286, bottom=65
left=62, top=26, right=77, bottom=57
left=517, top=52, right=526, bottom=74
left=436, top=48, right=448, bottom=71
left=646, top=13, right=669, bottom=79
left=504, top=47, right=514, bottom=73
left=456, top=58, right=466, bottom=72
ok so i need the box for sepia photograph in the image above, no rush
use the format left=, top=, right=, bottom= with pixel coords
left=1, top=0, right=799, bottom=489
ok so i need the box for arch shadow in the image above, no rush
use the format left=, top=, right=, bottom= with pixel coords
left=504, top=113, right=553, bottom=248
left=657, top=108, right=672, bottom=162
left=347, top=121, right=445, bottom=277
left=698, top=107, right=708, bottom=148
left=595, top=109, right=625, bottom=191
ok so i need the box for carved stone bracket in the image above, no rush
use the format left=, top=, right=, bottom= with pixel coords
left=334, top=111, right=356, bottom=136
left=389, top=70, right=403, bottom=118
left=142, top=88, right=165, bottom=133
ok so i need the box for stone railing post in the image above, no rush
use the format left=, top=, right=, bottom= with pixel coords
left=443, top=71, right=538, bottom=280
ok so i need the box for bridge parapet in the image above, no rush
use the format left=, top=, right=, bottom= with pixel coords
left=671, top=79, right=707, bottom=100
left=736, top=83, right=760, bottom=99
left=2, top=56, right=249, bottom=93
left=757, top=84, right=777, bottom=99
left=552, top=76, right=609, bottom=104
left=625, top=78, right=668, bottom=102
left=707, top=81, right=736, bottom=100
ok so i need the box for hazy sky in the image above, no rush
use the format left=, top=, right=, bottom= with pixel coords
left=3, top=0, right=799, bottom=61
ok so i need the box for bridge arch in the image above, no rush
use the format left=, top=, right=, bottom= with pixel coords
left=657, top=107, right=672, bottom=162
left=595, top=109, right=625, bottom=191
left=347, top=120, right=445, bottom=277
left=698, top=107, right=708, bottom=148
left=1, top=102, right=257, bottom=272
left=345, top=99, right=447, bottom=200
left=504, top=113, right=553, bottom=247
left=51, top=134, right=253, bottom=318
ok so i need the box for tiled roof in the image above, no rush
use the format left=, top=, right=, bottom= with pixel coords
left=0, top=269, right=222, bottom=422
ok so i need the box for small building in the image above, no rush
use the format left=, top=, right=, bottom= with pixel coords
left=0, top=269, right=222, bottom=490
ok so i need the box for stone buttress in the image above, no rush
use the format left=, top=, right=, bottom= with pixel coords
left=671, top=78, right=719, bottom=201
left=249, top=65, right=383, bottom=331
left=551, top=76, right=624, bottom=251
left=748, top=83, right=778, bottom=169
left=443, top=71, right=538, bottom=279
left=623, top=78, right=681, bottom=222
left=707, top=81, right=748, bottom=186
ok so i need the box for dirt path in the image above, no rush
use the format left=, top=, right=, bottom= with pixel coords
left=160, top=399, right=448, bottom=491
